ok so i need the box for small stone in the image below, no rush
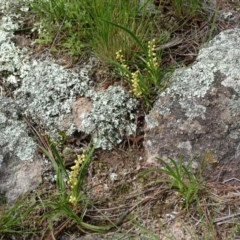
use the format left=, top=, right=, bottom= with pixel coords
left=109, top=173, right=118, bottom=182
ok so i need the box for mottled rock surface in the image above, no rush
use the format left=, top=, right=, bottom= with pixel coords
left=0, top=0, right=43, bottom=203
left=0, top=1, right=137, bottom=151
left=78, top=86, right=137, bottom=149
left=0, top=98, right=42, bottom=203
left=144, top=29, right=240, bottom=179
left=0, top=0, right=137, bottom=204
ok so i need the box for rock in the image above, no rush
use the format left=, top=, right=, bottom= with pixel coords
left=0, top=98, right=42, bottom=203
left=0, top=11, right=137, bottom=150
left=71, top=97, right=93, bottom=128
left=0, top=0, right=135, bottom=201
left=78, top=86, right=137, bottom=150
left=13, top=59, right=137, bottom=149
left=144, top=29, right=240, bottom=178
left=0, top=0, right=43, bottom=204
left=14, top=59, right=91, bottom=136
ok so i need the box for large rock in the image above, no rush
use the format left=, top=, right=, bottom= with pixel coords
left=144, top=29, right=240, bottom=179
left=0, top=98, right=42, bottom=203
left=0, top=0, right=43, bottom=204
left=0, top=0, right=137, bottom=205
left=0, top=2, right=137, bottom=150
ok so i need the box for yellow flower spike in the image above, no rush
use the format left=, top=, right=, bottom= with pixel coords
left=71, top=165, right=76, bottom=170
left=67, top=150, right=89, bottom=206
left=69, top=195, right=77, bottom=206
left=115, top=49, right=132, bottom=80
left=146, top=39, right=159, bottom=73
left=116, top=50, right=125, bottom=63
left=68, top=151, right=88, bottom=201
left=131, top=70, right=142, bottom=97
left=72, top=180, right=77, bottom=186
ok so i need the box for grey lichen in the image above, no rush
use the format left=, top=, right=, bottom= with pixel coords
left=2, top=125, right=36, bottom=161
left=0, top=14, right=29, bottom=80
left=177, top=141, right=192, bottom=152
left=198, top=29, right=240, bottom=84
left=179, top=100, right=206, bottom=120
left=166, top=64, right=215, bottom=100
left=0, top=98, right=37, bottom=164
left=0, top=41, right=28, bottom=77
left=15, top=59, right=91, bottom=135
left=80, top=86, right=137, bottom=150
left=0, top=0, right=30, bottom=13
left=148, top=29, right=240, bottom=124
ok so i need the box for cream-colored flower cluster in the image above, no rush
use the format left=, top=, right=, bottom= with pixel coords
left=116, top=50, right=142, bottom=97
left=68, top=152, right=86, bottom=205
left=131, top=70, right=142, bottom=97
left=69, top=195, right=78, bottom=206
left=115, top=50, right=130, bottom=78
left=116, top=39, right=159, bottom=98
left=147, top=39, right=158, bottom=70
left=115, top=49, right=124, bottom=63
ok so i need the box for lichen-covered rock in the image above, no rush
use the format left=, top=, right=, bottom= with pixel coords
left=79, top=86, right=137, bottom=149
left=0, top=0, right=137, bottom=204
left=13, top=58, right=137, bottom=148
left=144, top=29, right=240, bottom=178
left=0, top=98, right=42, bottom=203
left=0, top=9, right=91, bottom=136
left=0, top=0, right=30, bottom=13
left=0, top=1, right=137, bottom=149
left=15, top=59, right=91, bottom=135
left=0, top=0, right=43, bottom=204
left=0, top=8, right=29, bottom=85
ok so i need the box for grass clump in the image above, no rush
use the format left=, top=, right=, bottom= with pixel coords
left=29, top=0, right=205, bottom=60
left=29, top=0, right=205, bottom=101
left=0, top=139, right=113, bottom=239
left=140, top=157, right=205, bottom=209
left=0, top=197, right=36, bottom=237
left=30, top=0, right=90, bottom=56
left=30, top=0, right=154, bottom=60
left=171, top=0, right=202, bottom=17
left=158, top=157, right=204, bottom=209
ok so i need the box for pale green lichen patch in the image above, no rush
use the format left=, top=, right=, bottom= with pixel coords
left=15, top=59, right=91, bottom=135
left=179, top=100, right=206, bottom=120
left=80, top=86, right=137, bottom=150
left=147, top=29, right=240, bottom=125
left=0, top=98, right=37, bottom=165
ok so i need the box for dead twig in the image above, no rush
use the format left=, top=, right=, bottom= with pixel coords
left=223, top=178, right=240, bottom=184
left=214, top=212, right=240, bottom=224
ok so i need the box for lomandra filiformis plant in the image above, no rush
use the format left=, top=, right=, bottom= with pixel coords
left=115, top=39, right=162, bottom=101
left=40, top=140, right=112, bottom=232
